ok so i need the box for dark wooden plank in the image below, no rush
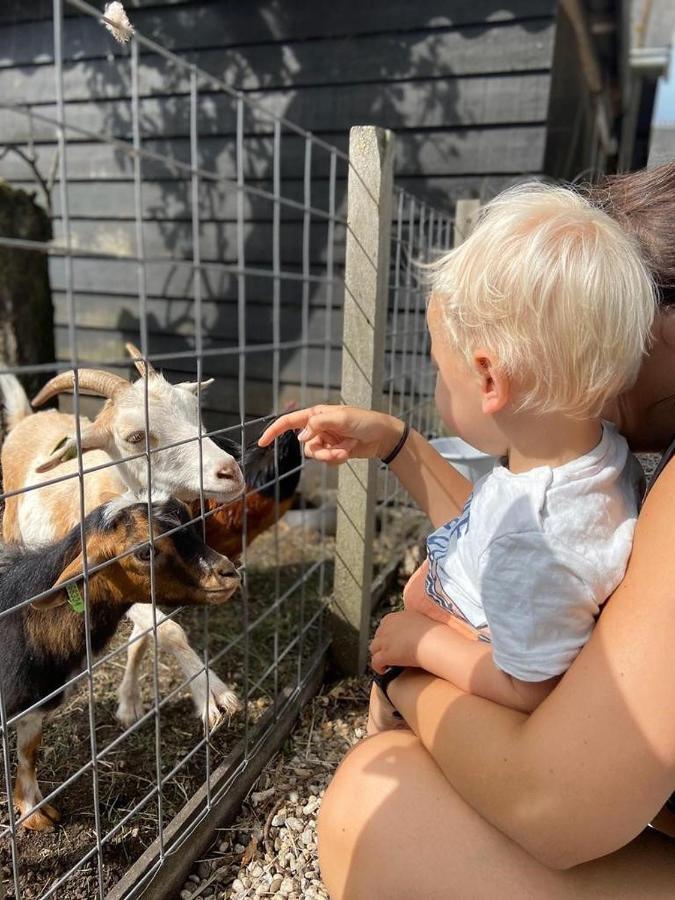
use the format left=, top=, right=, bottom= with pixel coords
left=50, top=216, right=343, bottom=266
left=48, top=256, right=345, bottom=300
left=54, top=325, right=343, bottom=385
left=394, top=174, right=533, bottom=206
left=8, top=174, right=524, bottom=220
left=0, top=126, right=547, bottom=182
left=0, top=21, right=555, bottom=95
left=6, top=177, right=346, bottom=221
left=50, top=280, right=418, bottom=320
left=0, top=1, right=556, bottom=66
left=52, top=292, right=342, bottom=343
left=0, top=71, right=551, bottom=145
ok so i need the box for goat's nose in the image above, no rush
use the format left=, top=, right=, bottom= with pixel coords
left=216, top=459, right=241, bottom=482
left=216, top=558, right=239, bottom=580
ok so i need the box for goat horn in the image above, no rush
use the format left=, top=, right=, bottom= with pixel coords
left=125, top=342, right=158, bottom=379
left=32, top=369, right=128, bottom=406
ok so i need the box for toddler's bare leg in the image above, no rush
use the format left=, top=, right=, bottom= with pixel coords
left=403, top=559, right=479, bottom=636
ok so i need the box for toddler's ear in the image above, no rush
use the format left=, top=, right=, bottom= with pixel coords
left=473, top=351, right=509, bottom=414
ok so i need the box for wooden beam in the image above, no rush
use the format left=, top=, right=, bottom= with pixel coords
left=331, top=125, right=394, bottom=675
left=559, top=0, right=604, bottom=94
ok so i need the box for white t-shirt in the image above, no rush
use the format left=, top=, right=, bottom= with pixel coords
left=425, top=423, right=644, bottom=681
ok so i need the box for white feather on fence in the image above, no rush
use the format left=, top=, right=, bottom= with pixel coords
left=102, top=2, right=135, bottom=44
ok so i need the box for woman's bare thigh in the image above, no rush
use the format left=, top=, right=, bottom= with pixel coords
left=318, top=730, right=675, bottom=900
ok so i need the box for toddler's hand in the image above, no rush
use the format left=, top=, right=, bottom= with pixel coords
left=258, top=404, right=405, bottom=464
left=370, top=610, right=437, bottom=674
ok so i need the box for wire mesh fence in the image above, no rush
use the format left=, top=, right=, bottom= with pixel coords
left=374, top=189, right=453, bottom=594
left=0, top=3, right=456, bottom=898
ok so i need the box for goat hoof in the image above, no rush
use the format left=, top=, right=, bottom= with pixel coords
left=116, top=694, right=145, bottom=728
left=21, top=804, right=60, bottom=831
left=43, top=802, right=61, bottom=822
left=204, top=687, right=241, bottom=729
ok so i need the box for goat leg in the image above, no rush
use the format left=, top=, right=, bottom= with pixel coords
left=119, top=604, right=240, bottom=729
left=116, top=619, right=150, bottom=727
left=13, top=712, right=61, bottom=831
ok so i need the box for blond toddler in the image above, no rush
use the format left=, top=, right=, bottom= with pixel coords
left=259, top=183, right=656, bottom=718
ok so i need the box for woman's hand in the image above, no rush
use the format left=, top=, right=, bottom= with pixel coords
left=370, top=610, right=438, bottom=674
left=258, top=404, right=405, bottom=464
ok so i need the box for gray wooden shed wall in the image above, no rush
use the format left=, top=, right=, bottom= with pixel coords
left=0, top=0, right=556, bottom=424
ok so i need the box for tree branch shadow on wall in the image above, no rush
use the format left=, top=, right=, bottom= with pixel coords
left=0, top=1, right=551, bottom=426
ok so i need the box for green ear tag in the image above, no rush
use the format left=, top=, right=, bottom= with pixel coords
left=66, top=582, right=85, bottom=614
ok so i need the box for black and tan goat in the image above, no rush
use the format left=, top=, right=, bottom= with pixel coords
left=0, top=498, right=239, bottom=831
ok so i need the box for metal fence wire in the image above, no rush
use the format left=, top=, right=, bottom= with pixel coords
left=374, top=189, right=453, bottom=596
left=0, top=2, right=455, bottom=897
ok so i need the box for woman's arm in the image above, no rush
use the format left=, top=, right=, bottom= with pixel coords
left=388, top=426, right=473, bottom=527
left=259, top=405, right=472, bottom=526
left=371, top=610, right=557, bottom=713
left=389, top=460, right=675, bottom=869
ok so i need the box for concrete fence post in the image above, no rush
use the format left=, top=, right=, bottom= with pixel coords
left=331, top=125, right=394, bottom=675
left=453, top=198, right=481, bottom=247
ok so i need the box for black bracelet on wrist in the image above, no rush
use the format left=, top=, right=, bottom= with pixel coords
left=381, top=421, right=410, bottom=465
left=372, top=665, right=406, bottom=710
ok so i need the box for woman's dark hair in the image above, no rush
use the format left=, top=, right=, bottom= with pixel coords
left=585, top=161, right=675, bottom=307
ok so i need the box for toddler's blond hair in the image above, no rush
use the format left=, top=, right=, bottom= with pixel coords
left=430, top=183, right=656, bottom=417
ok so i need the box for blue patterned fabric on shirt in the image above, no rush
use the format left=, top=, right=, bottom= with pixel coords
left=425, top=494, right=474, bottom=623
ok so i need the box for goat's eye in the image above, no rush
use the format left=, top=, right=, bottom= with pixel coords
left=124, top=431, right=155, bottom=444
left=135, top=545, right=152, bottom=562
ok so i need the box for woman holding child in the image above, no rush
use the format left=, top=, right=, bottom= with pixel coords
left=260, top=162, right=675, bottom=898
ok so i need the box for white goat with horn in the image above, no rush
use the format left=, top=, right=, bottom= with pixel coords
left=1, top=345, right=245, bottom=727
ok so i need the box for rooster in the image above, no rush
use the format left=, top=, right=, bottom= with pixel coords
left=194, top=425, right=302, bottom=558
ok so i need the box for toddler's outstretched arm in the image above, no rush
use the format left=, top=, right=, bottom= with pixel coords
left=259, top=404, right=472, bottom=526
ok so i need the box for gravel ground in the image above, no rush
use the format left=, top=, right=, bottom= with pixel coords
left=178, top=676, right=371, bottom=900
left=640, top=453, right=661, bottom=482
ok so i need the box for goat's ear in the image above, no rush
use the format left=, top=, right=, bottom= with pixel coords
left=176, top=378, right=214, bottom=396
left=34, top=423, right=108, bottom=473
left=31, top=592, right=68, bottom=610
left=32, top=554, right=85, bottom=610
left=33, top=544, right=109, bottom=610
